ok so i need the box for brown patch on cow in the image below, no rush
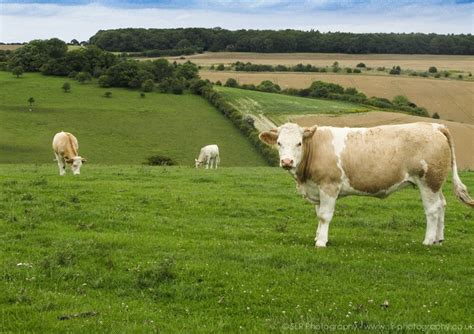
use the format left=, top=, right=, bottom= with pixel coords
left=340, top=123, right=451, bottom=194
left=297, top=128, right=342, bottom=197
left=53, top=131, right=80, bottom=163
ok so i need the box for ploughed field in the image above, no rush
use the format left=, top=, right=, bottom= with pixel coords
left=0, top=165, right=473, bottom=332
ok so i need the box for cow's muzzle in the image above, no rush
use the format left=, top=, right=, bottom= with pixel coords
left=281, top=158, right=294, bottom=169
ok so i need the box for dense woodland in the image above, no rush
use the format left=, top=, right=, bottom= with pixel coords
left=89, top=28, right=474, bottom=55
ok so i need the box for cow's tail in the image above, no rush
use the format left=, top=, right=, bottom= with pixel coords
left=439, top=127, right=474, bottom=208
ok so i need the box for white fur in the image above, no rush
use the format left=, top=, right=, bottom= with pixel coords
left=195, top=145, right=220, bottom=169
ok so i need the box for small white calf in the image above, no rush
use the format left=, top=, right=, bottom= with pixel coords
left=195, top=145, right=220, bottom=169
left=52, top=131, right=86, bottom=175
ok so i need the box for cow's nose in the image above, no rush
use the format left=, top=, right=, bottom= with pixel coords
left=281, top=159, right=294, bottom=168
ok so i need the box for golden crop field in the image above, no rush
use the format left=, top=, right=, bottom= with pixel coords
left=0, top=44, right=23, bottom=51
left=175, top=52, right=474, bottom=73
left=201, top=71, right=474, bottom=125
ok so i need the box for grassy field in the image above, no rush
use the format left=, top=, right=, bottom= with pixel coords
left=0, top=71, right=266, bottom=166
left=203, top=71, right=474, bottom=124
left=0, top=165, right=473, bottom=332
left=214, top=86, right=372, bottom=125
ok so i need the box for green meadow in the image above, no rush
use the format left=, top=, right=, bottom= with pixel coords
left=0, top=165, right=473, bottom=332
left=214, top=86, right=373, bottom=124
left=1, top=71, right=473, bottom=332
left=0, top=72, right=266, bottom=166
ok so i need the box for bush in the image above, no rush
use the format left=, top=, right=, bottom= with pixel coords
left=215, top=80, right=222, bottom=86
left=189, top=79, right=211, bottom=95
left=434, top=73, right=441, bottom=78
left=353, top=68, right=361, bottom=73
left=356, top=62, right=366, bottom=68
left=257, top=80, right=280, bottom=93
left=376, top=67, right=385, bottom=71
left=98, top=74, right=111, bottom=87
left=432, top=112, right=440, bottom=119
left=345, top=68, right=353, bottom=73
left=62, top=82, right=71, bottom=93
left=141, top=79, right=154, bottom=92
left=389, top=66, right=401, bottom=75
left=216, top=64, right=225, bottom=71
left=145, top=155, right=176, bottom=166
left=75, top=71, right=92, bottom=84
left=428, top=66, right=438, bottom=73
left=224, top=78, right=238, bottom=88
left=104, top=91, right=112, bottom=98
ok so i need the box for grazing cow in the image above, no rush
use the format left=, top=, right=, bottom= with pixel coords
left=260, top=122, right=473, bottom=247
left=52, top=131, right=86, bottom=175
left=195, top=145, right=220, bottom=169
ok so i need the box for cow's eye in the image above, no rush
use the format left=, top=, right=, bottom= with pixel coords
left=297, top=142, right=302, bottom=147
left=277, top=142, right=281, bottom=146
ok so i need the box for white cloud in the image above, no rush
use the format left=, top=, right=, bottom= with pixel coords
left=0, top=2, right=472, bottom=43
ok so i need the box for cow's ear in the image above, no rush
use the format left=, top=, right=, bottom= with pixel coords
left=259, top=129, right=278, bottom=145
left=81, top=158, right=87, bottom=163
left=303, top=125, right=317, bottom=139
left=65, top=158, right=73, bottom=163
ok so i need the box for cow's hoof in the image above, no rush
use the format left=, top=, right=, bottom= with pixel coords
left=434, top=239, right=444, bottom=245
left=315, top=240, right=327, bottom=248
left=422, top=239, right=436, bottom=246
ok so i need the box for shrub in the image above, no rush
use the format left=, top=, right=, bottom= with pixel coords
left=145, top=155, right=176, bottom=166
left=12, top=66, right=24, bottom=78
left=458, top=74, right=463, bottom=79
left=215, top=80, right=222, bottom=86
left=356, top=62, right=366, bottom=68
left=75, top=71, right=92, bottom=84
left=257, top=80, right=280, bottom=93
left=224, top=78, right=238, bottom=88
left=104, top=91, right=112, bottom=98
left=98, top=74, right=111, bottom=87
left=389, top=66, right=401, bottom=75
left=216, top=64, right=225, bottom=71
left=62, top=82, right=71, bottom=93
left=141, top=79, right=154, bottom=92
left=353, top=68, right=361, bottom=73
left=345, top=68, right=353, bottom=73
left=376, top=67, right=386, bottom=71
left=434, top=73, right=441, bottom=78
left=432, top=112, right=440, bottom=119
left=428, top=66, right=438, bottom=73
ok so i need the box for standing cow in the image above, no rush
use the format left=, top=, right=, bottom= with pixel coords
left=52, top=131, right=86, bottom=175
left=195, top=145, right=220, bottom=169
left=259, top=122, right=473, bottom=247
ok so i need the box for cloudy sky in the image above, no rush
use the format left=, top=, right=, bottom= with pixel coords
left=1, top=0, right=473, bottom=43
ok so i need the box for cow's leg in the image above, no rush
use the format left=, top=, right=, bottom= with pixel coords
left=418, top=184, right=443, bottom=245
left=210, top=157, right=215, bottom=169
left=205, top=158, right=209, bottom=169
left=315, top=191, right=336, bottom=248
left=55, top=153, right=66, bottom=176
left=435, top=192, right=446, bottom=243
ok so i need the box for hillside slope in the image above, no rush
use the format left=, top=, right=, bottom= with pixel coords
left=0, top=72, right=266, bottom=166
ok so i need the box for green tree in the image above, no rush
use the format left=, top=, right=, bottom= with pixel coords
left=28, top=97, right=35, bottom=111
left=141, top=79, right=154, bottom=92
left=12, top=66, right=24, bottom=78
left=104, top=91, right=112, bottom=98
left=62, top=82, right=71, bottom=93
left=75, top=71, right=92, bottom=84
left=428, top=66, right=438, bottom=73
left=224, top=78, right=238, bottom=88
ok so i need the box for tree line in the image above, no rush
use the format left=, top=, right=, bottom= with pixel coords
left=3, top=38, right=200, bottom=93
left=89, top=28, right=473, bottom=55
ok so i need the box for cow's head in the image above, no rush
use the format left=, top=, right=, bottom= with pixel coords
left=195, top=159, right=203, bottom=168
left=66, top=156, right=86, bottom=175
left=259, top=123, right=317, bottom=170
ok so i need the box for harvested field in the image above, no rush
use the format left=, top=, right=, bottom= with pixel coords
left=174, top=52, right=474, bottom=73
left=293, top=112, right=474, bottom=170
left=0, top=44, right=23, bottom=51
left=201, top=71, right=474, bottom=124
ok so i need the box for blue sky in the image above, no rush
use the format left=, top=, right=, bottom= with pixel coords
left=1, top=0, right=473, bottom=42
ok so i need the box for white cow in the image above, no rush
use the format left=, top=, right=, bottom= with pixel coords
left=52, top=131, right=86, bottom=175
left=260, top=122, right=473, bottom=247
left=195, top=145, right=220, bottom=169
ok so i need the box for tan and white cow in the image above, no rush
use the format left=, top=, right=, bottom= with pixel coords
left=260, top=122, right=473, bottom=247
left=52, top=131, right=86, bottom=175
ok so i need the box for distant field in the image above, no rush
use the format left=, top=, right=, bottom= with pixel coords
left=0, top=72, right=266, bottom=166
left=0, top=44, right=23, bottom=51
left=1, top=165, right=473, bottom=332
left=173, top=52, right=474, bottom=73
left=203, top=71, right=474, bottom=124
left=214, top=86, right=372, bottom=127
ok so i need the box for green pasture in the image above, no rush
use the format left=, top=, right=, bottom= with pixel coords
left=0, top=165, right=473, bottom=332
left=0, top=72, right=266, bottom=166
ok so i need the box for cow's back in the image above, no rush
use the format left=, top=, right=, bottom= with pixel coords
left=53, top=132, right=78, bottom=157
left=339, top=123, right=450, bottom=194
